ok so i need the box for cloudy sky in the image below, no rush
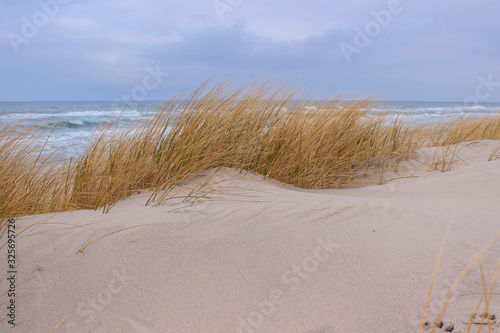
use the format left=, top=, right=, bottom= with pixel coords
left=1, top=0, right=499, bottom=102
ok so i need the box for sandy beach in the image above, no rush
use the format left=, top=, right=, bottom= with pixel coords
left=1, top=140, right=500, bottom=332
left=3, top=0, right=500, bottom=332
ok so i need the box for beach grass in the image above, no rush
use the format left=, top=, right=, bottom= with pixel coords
left=428, top=116, right=500, bottom=146
left=420, top=223, right=500, bottom=333
left=1, top=79, right=500, bottom=227
left=1, top=79, right=500, bottom=332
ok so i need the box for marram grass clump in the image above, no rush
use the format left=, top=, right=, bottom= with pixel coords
left=1, top=79, right=499, bottom=228
left=428, top=116, right=500, bottom=146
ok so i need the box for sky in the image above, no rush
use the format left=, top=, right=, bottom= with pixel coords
left=1, top=0, right=499, bottom=102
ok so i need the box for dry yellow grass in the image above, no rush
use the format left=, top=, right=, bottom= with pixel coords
left=428, top=116, right=500, bottom=146
left=1, top=79, right=499, bottom=229
left=1, top=79, right=500, bottom=332
left=420, top=226, right=500, bottom=333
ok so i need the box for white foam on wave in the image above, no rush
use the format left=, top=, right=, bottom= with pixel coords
left=1, top=109, right=141, bottom=120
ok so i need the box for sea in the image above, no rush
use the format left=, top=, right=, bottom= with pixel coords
left=1, top=100, right=500, bottom=159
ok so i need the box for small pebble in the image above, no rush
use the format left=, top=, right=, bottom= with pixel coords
left=444, top=323, right=454, bottom=332
left=434, top=320, right=443, bottom=328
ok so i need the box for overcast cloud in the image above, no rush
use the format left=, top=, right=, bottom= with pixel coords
left=1, top=0, right=499, bottom=101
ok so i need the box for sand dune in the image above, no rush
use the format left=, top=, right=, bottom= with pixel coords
left=2, top=140, right=500, bottom=332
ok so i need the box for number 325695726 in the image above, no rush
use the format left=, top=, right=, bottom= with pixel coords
left=7, top=219, right=16, bottom=269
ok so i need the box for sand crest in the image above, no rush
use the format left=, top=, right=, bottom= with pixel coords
left=1, top=140, right=500, bottom=332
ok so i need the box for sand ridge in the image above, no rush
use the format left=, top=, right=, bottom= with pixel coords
left=1, top=140, right=499, bottom=332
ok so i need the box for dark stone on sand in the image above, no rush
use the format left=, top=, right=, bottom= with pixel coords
left=444, top=323, right=454, bottom=332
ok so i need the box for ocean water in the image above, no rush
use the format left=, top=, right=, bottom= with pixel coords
left=0, top=101, right=162, bottom=158
left=1, top=100, right=500, bottom=158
